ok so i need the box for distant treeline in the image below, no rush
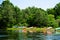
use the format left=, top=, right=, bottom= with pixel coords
left=0, top=0, right=60, bottom=28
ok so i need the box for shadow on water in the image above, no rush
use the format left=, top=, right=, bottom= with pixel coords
left=0, top=30, right=19, bottom=40
left=0, top=30, right=60, bottom=40
left=19, top=32, right=45, bottom=40
left=0, top=30, right=8, bottom=40
left=27, top=32, right=46, bottom=40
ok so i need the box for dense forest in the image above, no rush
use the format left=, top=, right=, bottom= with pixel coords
left=0, top=0, right=60, bottom=28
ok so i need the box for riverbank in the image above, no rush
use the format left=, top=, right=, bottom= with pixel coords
left=7, top=27, right=55, bottom=35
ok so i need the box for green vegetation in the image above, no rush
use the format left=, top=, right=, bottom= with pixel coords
left=0, top=0, right=60, bottom=29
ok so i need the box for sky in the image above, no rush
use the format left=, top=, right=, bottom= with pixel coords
left=0, top=0, right=60, bottom=10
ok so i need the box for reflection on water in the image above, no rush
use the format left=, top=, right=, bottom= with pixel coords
left=0, top=30, right=60, bottom=40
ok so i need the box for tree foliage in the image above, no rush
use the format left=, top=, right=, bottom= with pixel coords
left=0, top=0, right=60, bottom=28
left=22, top=7, right=49, bottom=27
left=48, top=14, right=58, bottom=28
left=0, top=1, right=15, bottom=28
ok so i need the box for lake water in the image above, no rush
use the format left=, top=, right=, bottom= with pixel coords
left=0, top=30, right=60, bottom=40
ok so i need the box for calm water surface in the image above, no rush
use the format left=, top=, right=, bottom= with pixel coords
left=0, top=30, right=60, bottom=40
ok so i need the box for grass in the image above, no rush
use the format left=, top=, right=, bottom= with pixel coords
left=7, top=27, right=55, bottom=33
left=7, top=28, right=22, bottom=30
left=7, top=27, right=43, bottom=33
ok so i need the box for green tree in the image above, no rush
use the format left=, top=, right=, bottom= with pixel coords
left=47, top=8, right=55, bottom=15
left=56, top=19, right=60, bottom=27
left=0, top=0, right=15, bottom=28
left=47, top=8, right=56, bottom=18
left=54, top=3, right=60, bottom=19
left=48, top=14, right=58, bottom=28
left=23, top=7, right=49, bottom=27
left=14, top=6, right=21, bottom=26
left=14, top=6, right=28, bottom=26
